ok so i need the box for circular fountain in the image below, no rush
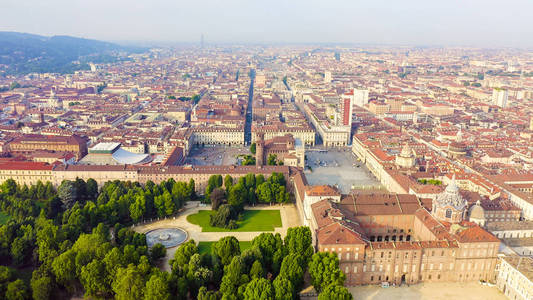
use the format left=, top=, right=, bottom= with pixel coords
left=145, top=228, right=187, bottom=248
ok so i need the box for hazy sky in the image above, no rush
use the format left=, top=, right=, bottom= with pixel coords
left=1, top=0, right=533, bottom=47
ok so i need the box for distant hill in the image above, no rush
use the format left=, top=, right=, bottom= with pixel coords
left=0, top=32, right=146, bottom=75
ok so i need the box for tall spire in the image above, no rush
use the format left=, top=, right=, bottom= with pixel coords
left=400, top=143, right=412, bottom=157
left=446, top=173, right=458, bottom=193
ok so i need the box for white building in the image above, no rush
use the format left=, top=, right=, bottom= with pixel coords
left=304, top=105, right=351, bottom=147
left=192, top=127, right=244, bottom=146
left=496, top=256, right=533, bottom=300
left=324, top=71, right=332, bottom=83
left=302, top=185, right=341, bottom=225
left=492, top=88, right=508, bottom=108
left=46, top=89, right=63, bottom=109
left=353, top=88, right=369, bottom=107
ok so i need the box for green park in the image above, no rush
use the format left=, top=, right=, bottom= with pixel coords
left=197, top=241, right=252, bottom=255
left=0, top=211, right=10, bottom=225
left=0, top=172, right=351, bottom=300
left=187, top=209, right=282, bottom=232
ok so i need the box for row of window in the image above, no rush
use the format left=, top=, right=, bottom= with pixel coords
left=486, top=212, right=515, bottom=218
left=369, top=235, right=411, bottom=242
left=358, top=261, right=493, bottom=274
left=364, top=272, right=488, bottom=283
left=326, top=248, right=487, bottom=262
left=499, top=265, right=532, bottom=298
left=1, top=171, right=52, bottom=175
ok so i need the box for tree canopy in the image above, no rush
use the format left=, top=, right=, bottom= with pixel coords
left=308, top=252, right=346, bottom=292
left=0, top=175, right=348, bottom=300
left=318, top=283, right=353, bottom=300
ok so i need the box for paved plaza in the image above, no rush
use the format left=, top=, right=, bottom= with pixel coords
left=349, top=282, right=506, bottom=300
left=305, top=148, right=382, bottom=193
left=185, top=146, right=250, bottom=166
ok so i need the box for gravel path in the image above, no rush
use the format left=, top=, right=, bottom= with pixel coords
left=134, top=201, right=302, bottom=271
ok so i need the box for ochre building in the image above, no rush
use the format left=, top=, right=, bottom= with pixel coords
left=306, top=178, right=500, bottom=286
left=7, top=134, right=88, bottom=159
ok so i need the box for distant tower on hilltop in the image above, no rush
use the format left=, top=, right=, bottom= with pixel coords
left=201, top=34, right=204, bottom=48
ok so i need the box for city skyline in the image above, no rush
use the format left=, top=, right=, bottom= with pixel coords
left=0, top=2, right=533, bottom=299
left=1, top=0, right=533, bottom=48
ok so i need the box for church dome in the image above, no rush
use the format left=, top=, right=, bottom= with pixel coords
left=435, top=175, right=466, bottom=211
left=469, top=200, right=485, bottom=220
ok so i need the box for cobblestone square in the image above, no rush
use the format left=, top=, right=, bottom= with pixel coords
left=305, top=148, right=382, bottom=193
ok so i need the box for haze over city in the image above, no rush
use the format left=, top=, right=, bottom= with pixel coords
left=0, top=1, right=532, bottom=300
left=2, top=0, right=533, bottom=47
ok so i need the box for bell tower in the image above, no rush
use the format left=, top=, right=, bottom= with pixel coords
left=256, top=132, right=265, bottom=166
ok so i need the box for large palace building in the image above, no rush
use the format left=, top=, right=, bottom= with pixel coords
left=298, top=175, right=500, bottom=286
left=0, top=161, right=291, bottom=193
left=7, top=134, right=88, bottom=159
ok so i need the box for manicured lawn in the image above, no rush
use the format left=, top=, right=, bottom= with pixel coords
left=198, top=241, right=253, bottom=255
left=0, top=212, right=10, bottom=225
left=187, top=209, right=282, bottom=232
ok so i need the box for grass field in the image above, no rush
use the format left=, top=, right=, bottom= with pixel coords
left=0, top=212, right=10, bottom=225
left=198, top=241, right=253, bottom=255
left=187, top=209, right=282, bottom=232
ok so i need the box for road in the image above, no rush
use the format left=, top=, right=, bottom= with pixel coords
left=244, top=69, right=255, bottom=145
left=295, top=102, right=322, bottom=145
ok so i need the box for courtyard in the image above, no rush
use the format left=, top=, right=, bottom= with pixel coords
left=349, top=281, right=505, bottom=300
left=185, top=145, right=250, bottom=166
left=305, top=148, right=382, bottom=193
